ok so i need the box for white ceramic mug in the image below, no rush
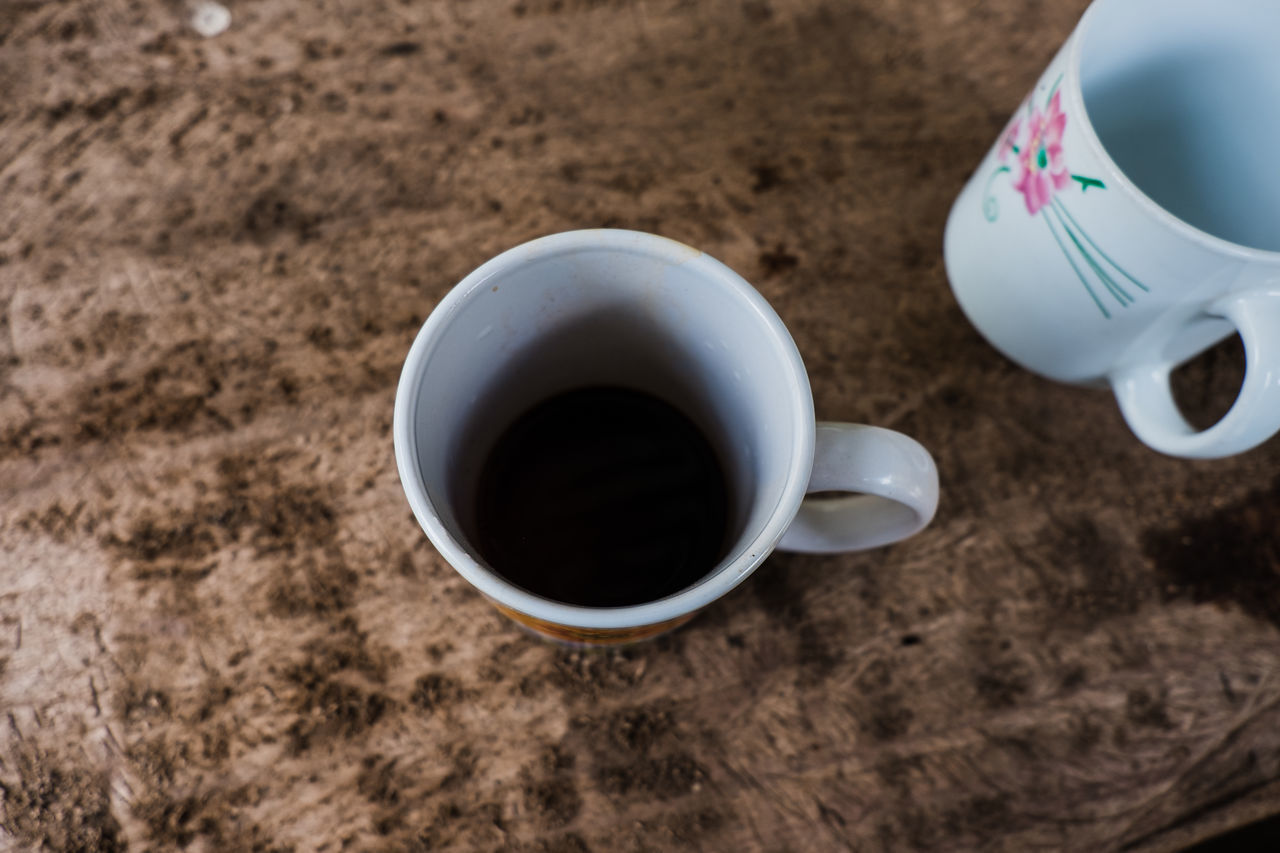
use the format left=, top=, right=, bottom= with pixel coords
left=393, top=230, right=939, bottom=644
left=944, top=0, right=1280, bottom=458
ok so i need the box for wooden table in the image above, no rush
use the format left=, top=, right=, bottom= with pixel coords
left=3, top=1, right=1279, bottom=849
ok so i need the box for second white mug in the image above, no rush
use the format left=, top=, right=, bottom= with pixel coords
left=944, top=0, right=1280, bottom=458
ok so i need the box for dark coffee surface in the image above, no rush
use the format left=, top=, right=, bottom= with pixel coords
left=474, top=387, right=729, bottom=607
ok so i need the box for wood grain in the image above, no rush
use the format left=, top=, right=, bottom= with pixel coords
left=2, top=1, right=1279, bottom=850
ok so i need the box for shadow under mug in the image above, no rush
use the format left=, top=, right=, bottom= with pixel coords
left=393, top=230, right=939, bottom=644
left=945, top=0, right=1280, bottom=458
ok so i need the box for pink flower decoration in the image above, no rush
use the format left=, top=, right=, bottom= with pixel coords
left=1013, top=91, right=1070, bottom=214
left=997, top=116, right=1021, bottom=163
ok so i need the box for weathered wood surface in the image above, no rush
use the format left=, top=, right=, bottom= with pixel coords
left=2, top=1, right=1279, bottom=850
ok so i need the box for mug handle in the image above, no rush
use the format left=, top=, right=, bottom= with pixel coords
left=1110, top=287, right=1280, bottom=459
left=776, top=423, right=939, bottom=554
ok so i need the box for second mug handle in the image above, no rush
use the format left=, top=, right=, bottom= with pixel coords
left=1110, top=287, right=1280, bottom=459
left=776, top=423, right=940, bottom=554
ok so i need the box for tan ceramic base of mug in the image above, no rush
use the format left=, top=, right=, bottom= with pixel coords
left=489, top=600, right=696, bottom=646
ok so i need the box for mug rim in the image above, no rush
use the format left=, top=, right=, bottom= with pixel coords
left=1069, top=0, right=1280, bottom=263
left=392, top=229, right=817, bottom=630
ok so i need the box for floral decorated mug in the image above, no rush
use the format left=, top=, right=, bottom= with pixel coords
left=945, top=0, right=1280, bottom=458
left=394, top=230, right=939, bottom=644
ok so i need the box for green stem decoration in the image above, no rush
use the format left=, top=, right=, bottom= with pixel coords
left=1050, top=205, right=1133, bottom=306
left=982, top=166, right=1012, bottom=222
left=1051, top=198, right=1149, bottom=292
left=1042, top=212, right=1110, bottom=319
left=1046, top=73, right=1065, bottom=103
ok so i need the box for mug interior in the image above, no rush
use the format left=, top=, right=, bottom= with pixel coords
left=398, top=231, right=813, bottom=624
left=1078, top=0, right=1280, bottom=252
